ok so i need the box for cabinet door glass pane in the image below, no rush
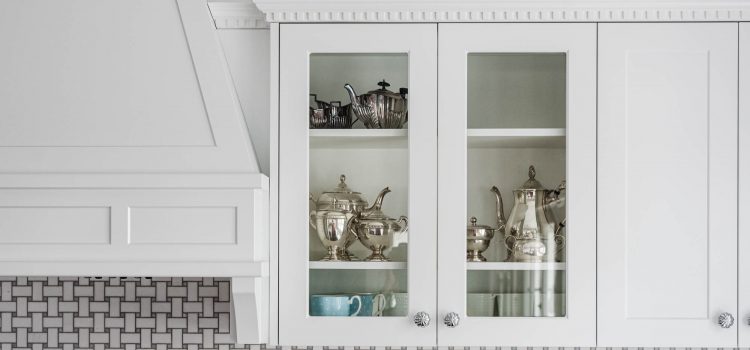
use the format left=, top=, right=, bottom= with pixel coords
left=465, top=53, right=567, bottom=317
left=308, top=53, right=409, bottom=317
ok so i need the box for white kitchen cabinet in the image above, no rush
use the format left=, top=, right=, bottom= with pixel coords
left=276, top=21, right=593, bottom=347
left=598, top=23, right=739, bottom=347
left=437, top=23, right=596, bottom=347
left=740, top=22, right=750, bottom=348
left=277, top=23, right=437, bottom=346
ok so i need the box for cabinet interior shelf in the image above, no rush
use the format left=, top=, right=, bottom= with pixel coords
left=309, top=129, right=408, bottom=149
left=467, top=128, right=565, bottom=148
left=467, top=262, right=567, bottom=271
left=309, top=261, right=407, bottom=270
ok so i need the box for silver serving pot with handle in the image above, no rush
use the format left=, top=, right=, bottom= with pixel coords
left=344, top=80, right=408, bottom=129
left=493, top=166, right=566, bottom=263
left=347, top=188, right=408, bottom=262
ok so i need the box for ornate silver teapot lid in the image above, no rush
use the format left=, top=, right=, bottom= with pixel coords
left=520, top=165, right=546, bottom=190
left=316, top=175, right=368, bottom=208
left=364, top=80, right=407, bottom=100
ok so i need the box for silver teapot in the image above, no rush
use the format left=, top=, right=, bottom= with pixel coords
left=347, top=188, right=408, bottom=262
left=493, top=166, right=566, bottom=263
left=309, top=175, right=389, bottom=261
left=344, top=80, right=408, bottom=129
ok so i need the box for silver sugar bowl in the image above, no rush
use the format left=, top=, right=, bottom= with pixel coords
left=466, top=217, right=494, bottom=262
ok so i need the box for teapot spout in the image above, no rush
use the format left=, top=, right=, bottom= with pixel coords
left=363, top=187, right=391, bottom=214
left=344, top=83, right=361, bottom=108
left=490, top=186, right=507, bottom=231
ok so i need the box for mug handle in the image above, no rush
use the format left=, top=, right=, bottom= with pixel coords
left=348, top=295, right=362, bottom=317
left=373, top=294, right=387, bottom=316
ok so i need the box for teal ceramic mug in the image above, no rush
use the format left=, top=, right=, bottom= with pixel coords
left=357, top=293, right=387, bottom=316
left=310, top=294, right=362, bottom=316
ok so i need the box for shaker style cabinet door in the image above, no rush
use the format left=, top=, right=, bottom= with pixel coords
left=437, top=23, right=596, bottom=346
left=598, top=23, right=738, bottom=347
left=278, top=24, right=437, bottom=346
left=740, top=22, right=750, bottom=348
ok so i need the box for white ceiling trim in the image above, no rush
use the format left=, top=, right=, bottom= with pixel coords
left=243, top=0, right=749, bottom=23
left=208, top=2, right=269, bottom=29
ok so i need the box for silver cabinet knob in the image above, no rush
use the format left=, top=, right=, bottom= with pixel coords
left=413, top=311, right=430, bottom=327
left=443, top=312, right=460, bottom=328
left=719, top=312, right=735, bottom=328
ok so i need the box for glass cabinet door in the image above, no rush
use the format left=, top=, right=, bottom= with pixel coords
left=437, top=23, right=596, bottom=346
left=278, top=24, right=437, bottom=346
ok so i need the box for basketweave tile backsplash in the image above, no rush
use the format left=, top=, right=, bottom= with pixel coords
left=0, top=276, right=734, bottom=350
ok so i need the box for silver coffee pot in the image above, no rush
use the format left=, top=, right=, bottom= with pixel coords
left=309, top=175, right=389, bottom=261
left=344, top=80, right=408, bottom=129
left=493, top=166, right=566, bottom=263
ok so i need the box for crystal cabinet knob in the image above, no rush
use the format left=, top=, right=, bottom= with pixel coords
left=443, top=312, right=460, bottom=328
left=413, top=311, right=430, bottom=328
left=719, top=312, right=735, bottom=328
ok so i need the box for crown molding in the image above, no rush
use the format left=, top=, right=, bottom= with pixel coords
left=208, top=2, right=269, bottom=29
left=251, top=0, right=750, bottom=22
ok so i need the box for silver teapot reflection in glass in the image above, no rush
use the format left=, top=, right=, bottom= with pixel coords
left=344, top=80, right=408, bottom=129
left=494, top=166, right=566, bottom=263
left=309, top=175, right=388, bottom=261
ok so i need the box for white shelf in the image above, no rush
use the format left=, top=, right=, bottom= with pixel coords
left=467, top=262, right=567, bottom=271
left=309, top=261, right=407, bottom=270
left=309, top=129, right=408, bottom=149
left=467, top=128, right=565, bottom=148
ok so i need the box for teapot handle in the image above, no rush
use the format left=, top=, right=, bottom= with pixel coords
left=393, top=216, right=409, bottom=247
left=347, top=214, right=360, bottom=239
left=308, top=193, right=316, bottom=229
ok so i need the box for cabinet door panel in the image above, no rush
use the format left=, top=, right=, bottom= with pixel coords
left=740, top=22, right=750, bottom=348
left=437, top=23, right=596, bottom=347
left=598, top=23, right=738, bottom=347
left=278, top=24, right=437, bottom=346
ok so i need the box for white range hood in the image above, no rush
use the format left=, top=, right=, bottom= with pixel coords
left=0, top=0, right=268, bottom=344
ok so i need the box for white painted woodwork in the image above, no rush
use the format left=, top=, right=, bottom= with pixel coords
left=268, top=21, right=281, bottom=347
left=129, top=207, right=238, bottom=244
left=309, top=129, right=408, bottom=149
left=467, top=128, right=566, bottom=148
left=210, top=1, right=269, bottom=29
left=0, top=188, right=266, bottom=263
left=740, top=22, right=750, bottom=348
left=252, top=0, right=750, bottom=23
left=308, top=261, right=408, bottom=270
left=465, top=262, right=567, bottom=271
left=598, top=23, right=738, bottom=347
left=437, top=23, right=596, bottom=347
left=0, top=207, right=110, bottom=244
left=278, top=23, right=437, bottom=346
left=218, top=29, right=271, bottom=175
left=231, top=276, right=268, bottom=344
left=0, top=0, right=258, bottom=173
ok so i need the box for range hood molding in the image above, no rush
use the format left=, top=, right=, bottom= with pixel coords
left=0, top=0, right=260, bottom=174
left=0, top=0, right=269, bottom=344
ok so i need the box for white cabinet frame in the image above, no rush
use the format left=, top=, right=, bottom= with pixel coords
left=277, top=23, right=438, bottom=346
left=598, top=23, right=739, bottom=347
left=437, top=23, right=597, bottom=347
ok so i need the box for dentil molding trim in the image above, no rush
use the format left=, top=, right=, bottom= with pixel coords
left=208, top=2, right=269, bottom=29
left=242, top=0, right=749, bottom=23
